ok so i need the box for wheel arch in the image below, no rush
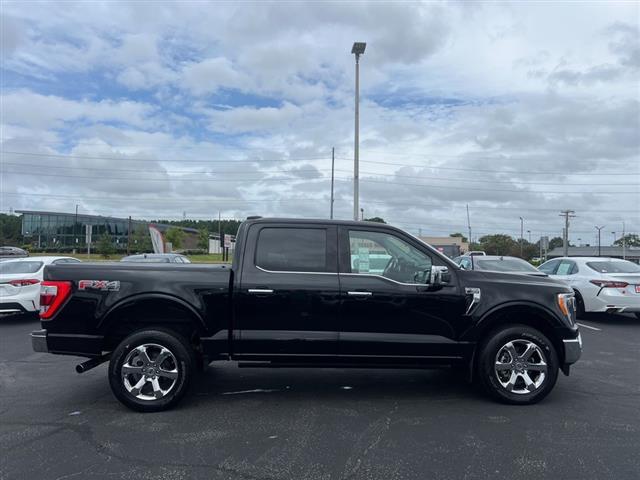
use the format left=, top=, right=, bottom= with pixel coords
left=467, top=302, right=566, bottom=365
left=99, top=293, right=207, bottom=351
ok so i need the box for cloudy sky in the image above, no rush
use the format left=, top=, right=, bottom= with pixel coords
left=1, top=1, right=638, bottom=244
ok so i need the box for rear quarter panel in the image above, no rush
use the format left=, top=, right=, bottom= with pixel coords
left=42, top=263, right=232, bottom=338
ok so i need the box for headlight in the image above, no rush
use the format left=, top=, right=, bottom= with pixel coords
left=557, top=293, right=576, bottom=324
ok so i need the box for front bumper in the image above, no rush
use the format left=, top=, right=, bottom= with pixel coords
left=31, top=329, right=49, bottom=353
left=563, top=332, right=582, bottom=364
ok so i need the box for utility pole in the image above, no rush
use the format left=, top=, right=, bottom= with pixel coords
left=466, top=204, right=472, bottom=246
left=218, top=211, right=222, bottom=256
left=595, top=225, right=605, bottom=257
left=622, top=221, right=626, bottom=260
left=330, top=147, right=335, bottom=219
left=351, top=42, right=366, bottom=221
left=559, top=210, right=576, bottom=257
left=74, top=204, right=79, bottom=253
left=527, top=230, right=531, bottom=243
left=519, top=217, right=524, bottom=258
left=127, top=216, right=132, bottom=255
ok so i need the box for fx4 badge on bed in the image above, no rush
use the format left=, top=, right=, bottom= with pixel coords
left=78, top=280, right=121, bottom=291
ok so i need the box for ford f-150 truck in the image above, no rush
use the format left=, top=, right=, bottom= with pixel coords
left=31, top=218, right=582, bottom=411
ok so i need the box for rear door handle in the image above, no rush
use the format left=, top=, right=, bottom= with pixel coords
left=347, top=291, right=372, bottom=296
left=248, top=289, right=274, bottom=294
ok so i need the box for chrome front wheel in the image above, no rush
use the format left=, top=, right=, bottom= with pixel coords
left=494, top=340, right=548, bottom=394
left=477, top=325, right=559, bottom=405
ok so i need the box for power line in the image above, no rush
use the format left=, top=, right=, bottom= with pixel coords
left=3, top=191, right=639, bottom=214
left=3, top=170, right=637, bottom=194
left=3, top=150, right=636, bottom=176
left=4, top=162, right=638, bottom=187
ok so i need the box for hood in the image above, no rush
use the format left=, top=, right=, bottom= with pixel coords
left=461, top=269, right=571, bottom=291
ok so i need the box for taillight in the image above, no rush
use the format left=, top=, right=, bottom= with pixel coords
left=590, top=280, right=628, bottom=289
left=39, top=281, right=72, bottom=319
left=9, top=279, right=40, bottom=287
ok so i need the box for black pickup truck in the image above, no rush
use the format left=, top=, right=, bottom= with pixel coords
left=32, top=218, right=582, bottom=411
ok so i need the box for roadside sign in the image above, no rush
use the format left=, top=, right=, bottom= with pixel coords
left=85, top=225, right=92, bottom=244
left=224, top=234, right=232, bottom=248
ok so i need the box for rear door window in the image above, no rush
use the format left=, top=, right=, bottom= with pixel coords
left=256, top=228, right=329, bottom=272
left=538, top=259, right=560, bottom=274
left=556, top=260, right=577, bottom=275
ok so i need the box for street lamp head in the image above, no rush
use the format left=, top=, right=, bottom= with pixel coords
left=351, top=42, right=366, bottom=55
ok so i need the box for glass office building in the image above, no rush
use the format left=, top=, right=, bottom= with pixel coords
left=18, top=210, right=146, bottom=250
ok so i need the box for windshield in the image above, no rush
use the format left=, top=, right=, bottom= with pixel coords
left=475, top=258, right=539, bottom=273
left=586, top=261, right=640, bottom=274
left=0, top=261, right=44, bottom=274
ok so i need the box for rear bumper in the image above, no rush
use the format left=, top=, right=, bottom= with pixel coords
left=1, top=301, right=36, bottom=316
left=30, top=329, right=103, bottom=357
left=587, top=292, right=640, bottom=313
left=31, top=329, right=48, bottom=352
left=563, top=332, right=582, bottom=364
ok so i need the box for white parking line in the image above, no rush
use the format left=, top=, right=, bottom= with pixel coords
left=577, top=322, right=602, bottom=331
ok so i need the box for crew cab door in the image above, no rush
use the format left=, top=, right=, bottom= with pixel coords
left=234, top=223, right=340, bottom=358
left=337, top=226, right=468, bottom=360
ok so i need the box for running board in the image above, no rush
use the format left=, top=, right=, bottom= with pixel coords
left=237, top=361, right=461, bottom=369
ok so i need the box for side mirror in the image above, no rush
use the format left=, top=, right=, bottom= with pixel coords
left=424, top=266, right=449, bottom=290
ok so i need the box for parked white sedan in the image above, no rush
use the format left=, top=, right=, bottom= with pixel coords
left=0, top=256, right=81, bottom=317
left=539, top=257, right=640, bottom=319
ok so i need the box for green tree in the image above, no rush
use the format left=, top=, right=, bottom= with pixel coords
left=130, top=226, right=152, bottom=253
left=197, top=228, right=210, bottom=250
left=0, top=214, right=23, bottom=245
left=97, top=232, right=115, bottom=258
left=548, top=237, right=566, bottom=250
left=364, top=217, right=386, bottom=223
left=477, top=234, right=518, bottom=256
left=165, top=227, right=185, bottom=251
left=614, top=234, right=640, bottom=247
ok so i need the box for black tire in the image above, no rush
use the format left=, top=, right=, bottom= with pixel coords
left=476, top=325, right=559, bottom=405
left=108, top=329, right=195, bottom=412
left=574, top=291, right=586, bottom=319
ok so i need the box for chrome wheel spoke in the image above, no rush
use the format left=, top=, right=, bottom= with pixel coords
left=527, top=362, right=547, bottom=373
left=504, top=342, right=518, bottom=361
left=158, top=368, right=178, bottom=379
left=151, top=378, right=163, bottom=399
left=130, top=376, right=147, bottom=396
left=155, top=348, right=172, bottom=366
left=137, top=346, right=152, bottom=365
left=122, top=364, right=144, bottom=375
left=495, top=361, right=513, bottom=371
left=520, top=342, right=537, bottom=361
left=504, top=372, right=518, bottom=392
left=522, top=372, right=536, bottom=392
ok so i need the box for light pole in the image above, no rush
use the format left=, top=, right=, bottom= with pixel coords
left=595, top=225, right=605, bottom=257
left=351, top=41, right=366, bottom=221
left=360, top=208, right=364, bottom=221
left=527, top=230, right=531, bottom=243
left=611, top=231, right=616, bottom=245
left=519, top=217, right=524, bottom=257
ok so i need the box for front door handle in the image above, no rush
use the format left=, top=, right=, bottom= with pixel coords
left=347, top=291, right=372, bottom=296
left=248, top=289, right=274, bottom=294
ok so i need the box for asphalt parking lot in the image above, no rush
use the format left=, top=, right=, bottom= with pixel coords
left=1, top=314, right=638, bottom=480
